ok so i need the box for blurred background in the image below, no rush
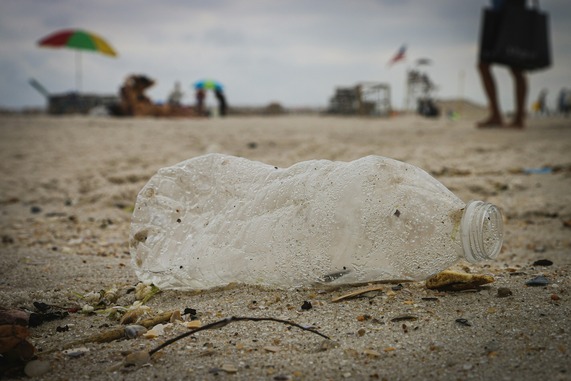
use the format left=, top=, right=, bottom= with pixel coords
left=0, top=0, right=570, bottom=113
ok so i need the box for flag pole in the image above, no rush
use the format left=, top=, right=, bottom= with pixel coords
left=458, top=69, right=465, bottom=117
left=403, top=65, right=410, bottom=112
left=75, top=50, right=82, bottom=92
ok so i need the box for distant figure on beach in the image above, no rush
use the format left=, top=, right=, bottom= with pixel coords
left=557, top=88, right=570, bottom=117
left=195, top=88, right=206, bottom=115
left=477, top=0, right=527, bottom=129
left=214, top=87, right=227, bottom=116
left=534, top=89, right=549, bottom=116
left=168, top=81, right=184, bottom=107
left=108, top=74, right=196, bottom=117
left=194, top=80, right=227, bottom=117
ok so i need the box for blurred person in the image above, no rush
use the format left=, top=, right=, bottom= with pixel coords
left=477, top=0, right=527, bottom=129
left=214, top=87, right=227, bottom=116
left=558, top=88, right=570, bottom=117
left=195, top=88, right=206, bottom=115
left=536, top=89, right=548, bottom=115
left=168, top=81, right=184, bottom=107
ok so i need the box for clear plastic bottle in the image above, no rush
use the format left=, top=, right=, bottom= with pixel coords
left=130, top=154, right=503, bottom=290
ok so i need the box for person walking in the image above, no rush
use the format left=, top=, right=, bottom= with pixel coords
left=558, top=88, right=570, bottom=117
left=214, top=86, right=227, bottom=116
left=477, top=0, right=527, bottom=129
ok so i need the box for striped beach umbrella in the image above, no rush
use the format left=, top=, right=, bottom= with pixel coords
left=38, top=29, right=117, bottom=91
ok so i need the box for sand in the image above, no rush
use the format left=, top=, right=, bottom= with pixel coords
left=1, top=113, right=570, bottom=380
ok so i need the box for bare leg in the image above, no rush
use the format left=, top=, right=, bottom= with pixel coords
left=509, top=67, right=527, bottom=128
left=477, top=62, right=503, bottom=127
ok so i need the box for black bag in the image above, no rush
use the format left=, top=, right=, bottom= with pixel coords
left=479, top=8, right=502, bottom=64
left=478, top=2, right=551, bottom=71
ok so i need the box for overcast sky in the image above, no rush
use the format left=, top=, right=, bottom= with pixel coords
left=1, top=0, right=570, bottom=111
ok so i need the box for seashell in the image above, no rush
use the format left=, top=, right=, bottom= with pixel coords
left=425, top=270, right=494, bottom=291
left=62, top=347, right=89, bottom=358
left=182, top=320, right=202, bottom=329
left=142, top=323, right=167, bottom=339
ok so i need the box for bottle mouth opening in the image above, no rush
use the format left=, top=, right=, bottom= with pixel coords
left=461, top=200, right=504, bottom=263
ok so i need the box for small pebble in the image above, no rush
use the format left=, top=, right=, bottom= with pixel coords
left=30, top=206, right=42, bottom=214
left=525, top=275, right=550, bottom=287
left=363, top=349, right=381, bottom=357
left=455, top=318, right=471, bottom=327
left=532, top=259, right=553, bottom=266
left=301, top=301, right=312, bottom=310
left=183, top=307, right=198, bottom=317
left=125, top=324, right=147, bottom=339
left=263, top=345, right=280, bottom=353
left=319, top=339, right=337, bottom=351
left=63, top=347, right=89, bottom=358
left=391, top=315, right=418, bottom=322
left=497, top=287, right=513, bottom=298
left=124, top=350, right=150, bottom=367
left=484, top=340, right=500, bottom=353
left=24, top=359, right=51, bottom=377
left=221, top=363, right=238, bottom=373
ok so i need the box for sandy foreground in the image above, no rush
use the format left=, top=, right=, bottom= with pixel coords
left=0, top=113, right=570, bottom=380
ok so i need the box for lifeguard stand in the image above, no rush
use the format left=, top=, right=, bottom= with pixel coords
left=403, top=59, right=439, bottom=115
left=328, top=82, right=391, bottom=116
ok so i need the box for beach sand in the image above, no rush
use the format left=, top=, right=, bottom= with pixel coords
left=1, top=113, right=570, bottom=380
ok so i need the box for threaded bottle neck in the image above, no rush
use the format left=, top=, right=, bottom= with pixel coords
left=460, top=200, right=503, bottom=263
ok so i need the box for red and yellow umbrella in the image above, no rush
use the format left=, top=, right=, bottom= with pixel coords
left=38, top=29, right=117, bottom=56
left=38, top=29, right=117, bottom=91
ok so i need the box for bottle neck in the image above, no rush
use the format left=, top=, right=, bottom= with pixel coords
left=460, top=200, right=503, bottom=263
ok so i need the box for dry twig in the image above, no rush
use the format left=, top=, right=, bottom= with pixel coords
left=149, top=316, right=330, bottom=356
left=331, top=284, right=386, bottom=302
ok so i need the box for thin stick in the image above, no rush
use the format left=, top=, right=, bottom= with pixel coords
left=149, top=316, right=330, bottom=356
left=331, top=284, right=386, bottom=303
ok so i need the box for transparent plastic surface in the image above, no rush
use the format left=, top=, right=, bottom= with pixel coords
left=461, top=201, right=504, bottom=263
left=130, top=154, right=503, bottom=290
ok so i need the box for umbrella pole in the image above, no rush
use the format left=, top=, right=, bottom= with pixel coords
left=75, top=50, right=82, bottom=93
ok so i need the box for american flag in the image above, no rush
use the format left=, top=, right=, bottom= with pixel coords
left=388, top=45, right=407, bottom=66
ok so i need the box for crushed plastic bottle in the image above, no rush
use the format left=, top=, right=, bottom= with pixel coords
left=130, top=154, right=503, bottom=290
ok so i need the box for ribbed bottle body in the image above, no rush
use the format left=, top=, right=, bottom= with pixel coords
left=130, top=154, right=501, bottom=290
